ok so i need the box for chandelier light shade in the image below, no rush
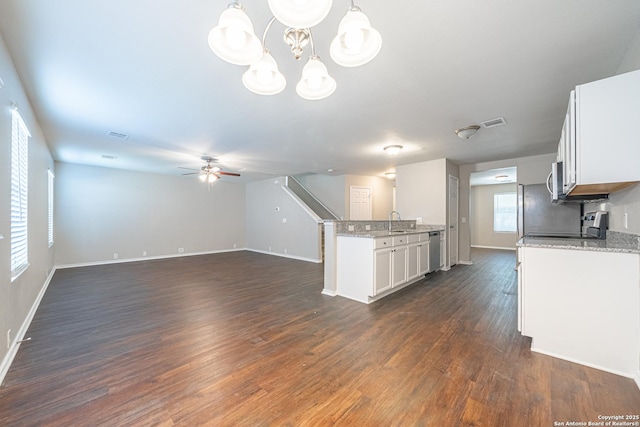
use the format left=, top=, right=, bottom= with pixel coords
left=330, top=8, right=382, bottom=67
left=296, top=57, right=336, bottom=100
left=208, top=5, right=263, bottom=66
left=208, top=0, right=381, bottom=100
left=267, top=0, right=333, bottom=29
left=242, top=50, right=286, bottom=95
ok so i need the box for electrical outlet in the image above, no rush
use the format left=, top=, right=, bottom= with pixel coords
left=113, top=253, right=118, bottom=260
left=142, top=251, right=147, bottom=256
left=268, top=246, right=272, bottom=251
left=178, top=248, right=184, bottom=253
left=365, top=225, right=371, bottom=231
left=348, top=225, right=355, bottom=231
left=284, top=248, right=288, bottom=254
left=282, top=218, right=287, bottom=223
left=233, top=243, right=237, bottom=249
left=7, top=329, right=11, bottom=349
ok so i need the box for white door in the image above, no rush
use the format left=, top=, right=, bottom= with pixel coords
left=349, top=186, right=372, bottom=220
left=448, top=175, right=459, bottom=267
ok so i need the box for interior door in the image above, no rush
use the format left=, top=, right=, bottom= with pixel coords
left=349, top=186, right=372, bottom=220
left=448, top=175, right=459, bottom=267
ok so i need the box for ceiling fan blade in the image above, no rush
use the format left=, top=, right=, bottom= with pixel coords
left=218, top=171, right=241, bottom=177
left=178, top=166, right=200, bottom=171
left=181, top=172, right=200, bottom=176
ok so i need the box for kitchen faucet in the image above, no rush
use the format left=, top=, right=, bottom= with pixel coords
left=388, top=210, right=401, bottom=232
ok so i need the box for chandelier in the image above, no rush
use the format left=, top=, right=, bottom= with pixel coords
left=208, top=0, right=382, bottom=100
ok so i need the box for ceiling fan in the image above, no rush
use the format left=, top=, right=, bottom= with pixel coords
left=179, top=156, right=241, bottom=183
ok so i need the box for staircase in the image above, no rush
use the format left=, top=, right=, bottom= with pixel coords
left=285, top=176, right=339, bottom=221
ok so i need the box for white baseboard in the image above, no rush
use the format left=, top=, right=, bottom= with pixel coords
left=55, top=248, right=247, bottom=269
left=458, top=260, right=473, bottom=265
left=634, top=370, right=640, bottom=391
left=471, top=245, right=516, bottom=251
left=530, top=345, right=637, bottom=385
left=321, top=289, right=337, bottom=297
left=246, top=249, right=322, bottom=264
left=0, top=267, right=57, bottom=386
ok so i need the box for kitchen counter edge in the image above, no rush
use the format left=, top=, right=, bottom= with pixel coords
left=517, top=231, right=640, bottom=254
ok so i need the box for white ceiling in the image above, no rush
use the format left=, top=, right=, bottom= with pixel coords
left=470, top=167, right=517, bottom=187
left=1, top=1, right=639, bottom=183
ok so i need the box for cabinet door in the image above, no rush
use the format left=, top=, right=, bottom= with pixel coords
left=392, top=247, right=407, bottom=287
left=563, top=90, right=576, bottom=193
left=373, top=248, right=392, bottom=296
left=418, top=242, right=429, bottom=275
left=439, top=235, right=445, bottom=268
left=406, top=243, right=419, bottom=281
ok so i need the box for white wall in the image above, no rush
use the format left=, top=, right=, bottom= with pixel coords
left=396, top=159, right=447, bottom=224
left=54, top=162, right=246, bottom=266
left=470, top=183, right=519, bottom=249
left=245, top=177, right=322, bottom=262
left=0, top=34, right=55, bottom=379
left=344, top=175, right=394, bottom=220
left=296, top=173, right=395, bottom=220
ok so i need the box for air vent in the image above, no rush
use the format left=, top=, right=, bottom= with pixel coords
left=101, top=154, right=117, bottom=160
left=107, top=131, right=129, bottom=139
left=480, top=117, right=506, bottom=128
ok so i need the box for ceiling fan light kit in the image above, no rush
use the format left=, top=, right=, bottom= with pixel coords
left=208, top=0, right=382, bottom=100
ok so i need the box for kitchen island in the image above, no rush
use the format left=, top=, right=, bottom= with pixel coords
left=517, top=231, right=640, bottom=386
left=332, top=223, right=445, bottom=304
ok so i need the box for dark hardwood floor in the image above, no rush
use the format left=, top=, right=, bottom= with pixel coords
left=1, top=248, right=639, bottom=426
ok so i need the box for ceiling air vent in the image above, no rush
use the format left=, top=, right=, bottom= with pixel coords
left=107, top=131, right=129, bottom=139
left=480, top=117, right=506, bottom=128
left=101, top=154, right=117, bottom=160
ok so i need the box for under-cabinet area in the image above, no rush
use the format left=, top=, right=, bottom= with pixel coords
left=336, top=230, right=443, bottom=304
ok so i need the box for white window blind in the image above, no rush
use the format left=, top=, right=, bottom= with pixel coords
left=48, top=169, right=54, bottom=247
left=494, top=192, right=517, bottom=233
left=11, top=108, right=30, bottom=279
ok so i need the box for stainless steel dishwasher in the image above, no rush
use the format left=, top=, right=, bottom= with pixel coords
left=428, top=231, right=440, bottom=273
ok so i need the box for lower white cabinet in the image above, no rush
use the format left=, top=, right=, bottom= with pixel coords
left=336, top=232, right=434, bottom=304
left=519, top=246, right=640, bottom=378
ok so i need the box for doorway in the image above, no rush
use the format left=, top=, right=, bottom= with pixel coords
left=449, top=175, right=459, bottom=267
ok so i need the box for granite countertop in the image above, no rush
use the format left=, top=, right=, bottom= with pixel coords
left=517, top=231, right=640, bottom=254
left=338, top=225, right=446, bottom=238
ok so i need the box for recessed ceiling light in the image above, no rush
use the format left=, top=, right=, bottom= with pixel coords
left=383, top=145, right=403, bottom=155
left=495, top=174, right=510, bottom=182
left=327, top=168, right=334, bottom=172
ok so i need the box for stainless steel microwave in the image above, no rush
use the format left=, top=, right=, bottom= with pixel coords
left=547, top=161, right=607, bottom=203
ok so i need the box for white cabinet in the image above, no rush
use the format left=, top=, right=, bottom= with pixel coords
left=518, top=246, right=640, bottom=377
left=373, top=247, right=392, bottom=295
left=336, top=233, right=433, bottom=304
left=560, top=69, right=640, bottom=195
left=406, top=234, right=420, bottom=282
left=439, top=232, right=445, bottom=269
left=418, top=233, right=430, bottom=276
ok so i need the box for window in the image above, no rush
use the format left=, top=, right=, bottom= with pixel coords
left=11, top=108, right=30, bottom=279
left=48, top=169, right=54, bottom=247
left=494, top=192, right=517, bottom=233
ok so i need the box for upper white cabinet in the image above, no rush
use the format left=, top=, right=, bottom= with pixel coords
left=561, top=69, right=640, bottom=196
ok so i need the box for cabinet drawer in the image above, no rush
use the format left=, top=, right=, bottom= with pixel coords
left=419, top=233, right=430, bottom=242
left=407, top=234, right=419, bottom=244
left=374, top=237, right=393, bottom=249
left=392, top=236, right=408, bottom=246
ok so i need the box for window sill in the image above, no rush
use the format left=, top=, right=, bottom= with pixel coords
left=11, top=263, right=30, bottom=282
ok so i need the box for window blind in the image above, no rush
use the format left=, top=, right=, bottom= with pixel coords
left=11, top=109, right=30, bottom=278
